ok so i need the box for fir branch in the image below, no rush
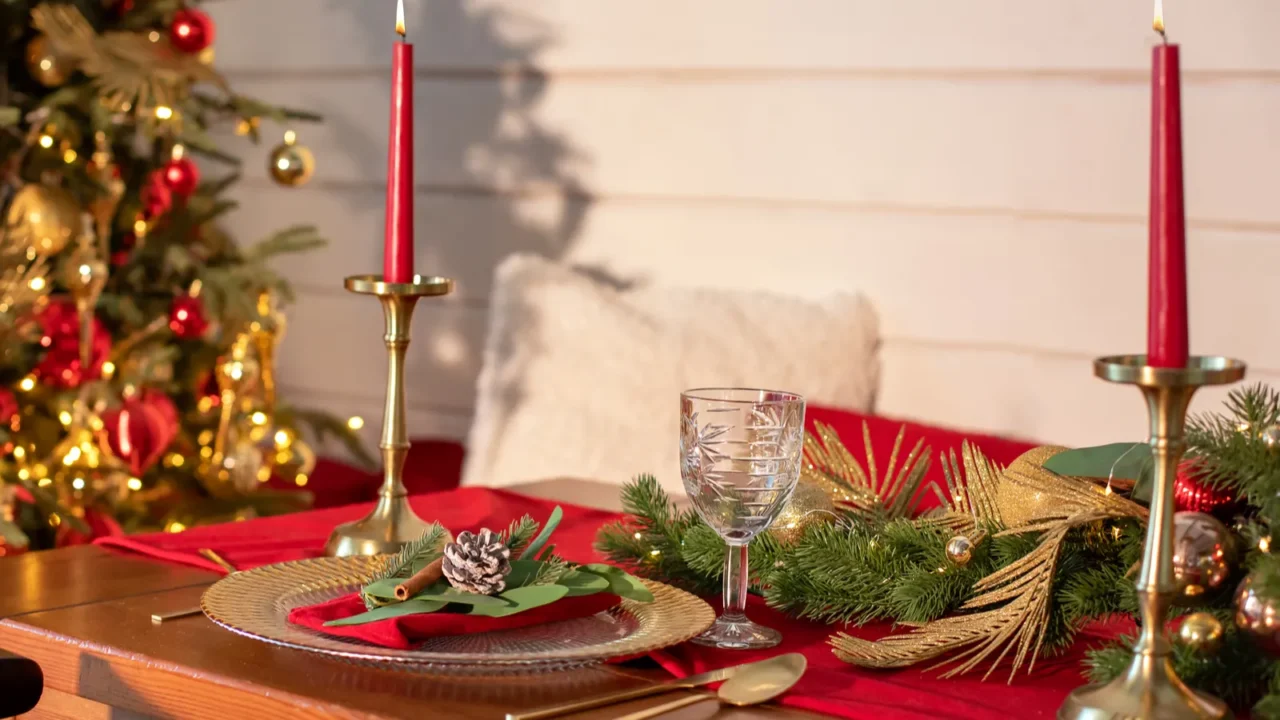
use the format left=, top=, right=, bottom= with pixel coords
left=531, top=556, right=570, bottom=586
left=377, top=522, right=448, bottom=583
left=501, top=515, right=539, bottom=557
left=594, top=475, right=718, bottom=594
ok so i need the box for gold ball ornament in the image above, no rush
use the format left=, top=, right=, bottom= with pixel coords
left=60, top=238, right=108, bottom=305
left=1235, top=573, right=1280, bottom=657
left=768, top=479, right=836, bottom=545
left=268, top=131, right=315, bottom=188
left=1262, top=424, right=1280, bottom=449
left=1171, top=511, right=1235, bottom=605
left=995, top=445, right=1070, bottom=528
left=946, top=535, right=977, bottom=566
left=25, top=34, right=74, bottom=87
left=5, top=184, right=80, bottom=256
left=1177, top=611, right=1224, bottom=655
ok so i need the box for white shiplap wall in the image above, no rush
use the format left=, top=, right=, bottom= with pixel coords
left=206, top=0, right=1280, bottom=453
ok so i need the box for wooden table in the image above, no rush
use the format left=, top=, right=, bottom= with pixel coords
left=0, top=480, right=818, bottom=720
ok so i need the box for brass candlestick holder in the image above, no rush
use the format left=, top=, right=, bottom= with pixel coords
left=1059, top=355, right=1245, bottom=720
left=324, top=274, right=453, bottom=557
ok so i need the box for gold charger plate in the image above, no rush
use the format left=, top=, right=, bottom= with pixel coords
left=201, top=556, right=714, bottom=673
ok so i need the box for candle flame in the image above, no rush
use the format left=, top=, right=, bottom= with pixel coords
left=395, top=0, right=406, bottom=37
left=1153, top=0, right=1165, bottom=36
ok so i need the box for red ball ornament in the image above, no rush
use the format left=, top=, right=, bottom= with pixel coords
left=169, top=9, right=215, bottom=54
left=0, top=387, right=17, bottom=427
left=32, top=299, right=112, bottom=389
left=160, top=156, right=200, bottom=197
left=1174, top=459, right=1242, bottom=520
left=141, top=171, right=172, bottom=219
left=100, top=389, right=178, bottom=476
left=169, top=294, right=210, bottom=339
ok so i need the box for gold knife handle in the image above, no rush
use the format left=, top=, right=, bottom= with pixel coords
left=505, top=682, right=683, bottom=720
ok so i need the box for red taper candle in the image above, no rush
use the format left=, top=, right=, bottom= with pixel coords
left=1147, top=2, right=1188, bottom=368
left=383, top=0, right=414, bottom=284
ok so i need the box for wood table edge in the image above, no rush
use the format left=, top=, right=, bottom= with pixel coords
left=0, top=617, right=389, bottom=720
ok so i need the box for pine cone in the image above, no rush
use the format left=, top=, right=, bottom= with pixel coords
left=441, top=529, right=511, bottom=595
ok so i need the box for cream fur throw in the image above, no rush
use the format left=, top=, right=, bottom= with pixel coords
left=462, top=255, right=880, bottom=495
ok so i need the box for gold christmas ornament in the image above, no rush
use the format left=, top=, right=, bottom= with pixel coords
left=6, top=184, right=80, bottom=256
left=995, top=445, right=1070, bottom=529
left=1171, top=511, right=1234, bottom=604
left=768, top=478, right=836, bottom=545
left=25, top=34, right=74, bottom=87
left=802, top=420, right=936, bottom=519
left=946, top=534, right=977, bottom=566
left=1234, top=573, right=1280, bottom=657
left=268, top=130, right=315, bottom=187
left=59, top=224, right=108, bottom=306
left=1177, top=612, right=1223, bottom=655
left=1262, top=424, right=1280, bottom=449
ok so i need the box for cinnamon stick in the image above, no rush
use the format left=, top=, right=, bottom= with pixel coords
left=394, top=557, right=444, bottom=601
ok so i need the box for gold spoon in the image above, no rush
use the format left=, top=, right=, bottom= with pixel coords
left=614, top=653, right=806, bottom=720
left=150, top=549, right=237, bottom=623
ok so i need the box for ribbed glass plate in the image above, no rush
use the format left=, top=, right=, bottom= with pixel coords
left=201, top=556, right=714, bottom=674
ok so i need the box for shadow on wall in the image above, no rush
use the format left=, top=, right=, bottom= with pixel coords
left=315, top=0, right=594, bottom=431
left=322, top=0, right=592, bottom=280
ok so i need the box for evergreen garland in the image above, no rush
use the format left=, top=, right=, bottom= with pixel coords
left=596, top=384, right=1280, bottom=715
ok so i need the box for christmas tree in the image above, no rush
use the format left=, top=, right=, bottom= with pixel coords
left=0, top=0, right=371, bottom=552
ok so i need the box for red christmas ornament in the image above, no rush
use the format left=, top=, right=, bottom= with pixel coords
left=1174, top=459, right=1241, bottom=519
left=141, top=171, right=172, bottom=219
left=32, top=299, right=111, bottom=389
left=169, top=294, right=209, bottom=339
left=99, top=389, right=178, bottom=476
left=169, top=9, right=215, bottom=54
left=0, top=387, right=17, bottom=427
left=160, top=156, right=200, bottom=197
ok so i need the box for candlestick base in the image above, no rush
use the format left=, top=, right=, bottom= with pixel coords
left=323, top=274, right=454, bottom=558
left=1058, top=355, right=1244, bottom=720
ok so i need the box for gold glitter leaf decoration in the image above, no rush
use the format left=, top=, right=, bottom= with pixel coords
left=802, top=421, right=942, bottom=520
left=31, top=3, right=227, bottom=110
left=921, top=441, right=1006, bottom=536
left=832, top=464, right=1146, bottom=681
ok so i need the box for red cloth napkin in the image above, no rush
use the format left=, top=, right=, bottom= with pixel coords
left=289, top=591, right=620, bottom=650
left=94, top=487, right=619, bottom=574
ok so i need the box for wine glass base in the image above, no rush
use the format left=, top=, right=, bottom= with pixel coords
left=691, top=617, right=782, bottom=650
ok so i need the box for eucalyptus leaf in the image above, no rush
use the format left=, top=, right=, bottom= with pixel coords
left=1041, top=442, right=1154, bottom=501
left=505, top=559, right=544, bottom=589
left=410, top=590, right=508, bottom=606
left=467, top=585, right=569, bottom=618
left=556, top=569, right=609, bottom=596
left=519, top=506, right=562, bottom=560
left=581, top=564, right=655, bottom=603
left=323, top=598, right=447, bottom=627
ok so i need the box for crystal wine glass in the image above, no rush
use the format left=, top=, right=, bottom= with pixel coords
left=680, top=388, right=806, bottom=649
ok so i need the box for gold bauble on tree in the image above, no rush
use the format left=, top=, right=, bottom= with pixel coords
left=1177, top=611, right=1224, bottom=655
left=268, top=130, right=315, bottom=187
left=946, top=534, right=978, bottom=567
left=6, top=184, right=80, bottom=256
left=1171, top=511, right=1235, bottom=605
left=768, top=478, right=836, bottom=545
left=1234, top=572, right=1280, bottom=657
left=60, top=224, right=108, bottom=306
left=25, top=34, right=74, bottom=87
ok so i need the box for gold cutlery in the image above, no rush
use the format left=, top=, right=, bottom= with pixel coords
left=505, top=654, right=804, bottom=720
left=150, top=548, right=236, bottom=623
left=615, top=653, right=806, bottom=720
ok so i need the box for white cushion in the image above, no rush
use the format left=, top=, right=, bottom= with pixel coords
left=461, top=254, right=880, bottom=496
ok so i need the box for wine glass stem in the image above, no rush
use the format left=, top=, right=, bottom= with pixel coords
left=722, top=542, right=750, bottom=621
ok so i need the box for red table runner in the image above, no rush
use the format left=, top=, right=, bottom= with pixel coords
left=97, top=484, right=1101, bottom=719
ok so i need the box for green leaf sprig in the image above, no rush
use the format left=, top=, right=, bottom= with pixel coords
left=329, top=507, right=652, bottom=627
